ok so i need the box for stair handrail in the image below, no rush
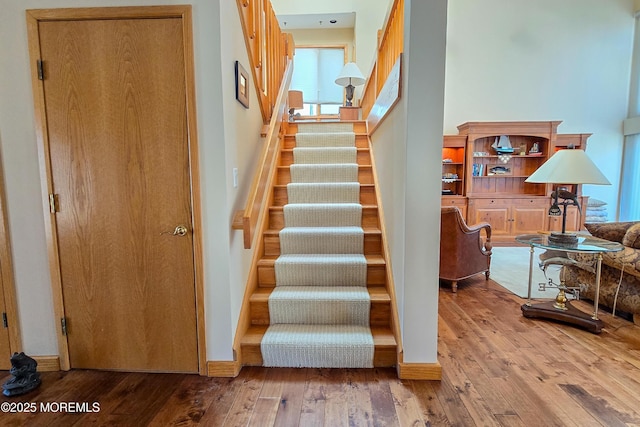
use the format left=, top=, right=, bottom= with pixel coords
left=361, top=0, right=404, bottom=120
left=236, top=0, right=294, bottom=123
left=232, top=60, right=293, bottom=249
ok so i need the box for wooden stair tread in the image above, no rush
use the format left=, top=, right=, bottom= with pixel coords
left=241, top=325, right=396, bottom=347
left=257, top=254, right=386, bottom=267
left=269, top=204, right=377, bottom=211
left=273, top=183, right=375, bottom=189
left=263, top=227, right=381, bottom=236
left=250, top=286, right=390, bottom=302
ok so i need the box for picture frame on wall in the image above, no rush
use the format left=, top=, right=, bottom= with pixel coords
left=235, top=61, right=249, bottom=108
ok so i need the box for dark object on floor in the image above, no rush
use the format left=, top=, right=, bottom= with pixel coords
left=2, top=352, right=41, bottom=397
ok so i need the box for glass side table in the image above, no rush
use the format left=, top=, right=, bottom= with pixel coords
left=515, top=234, right=624, bottom=334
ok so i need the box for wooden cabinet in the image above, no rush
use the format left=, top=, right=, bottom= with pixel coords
left=468, top=198, right=549, bottom=242
left=442, top=122, right=591, bottom=242
left=441, top=135, right=468, bottom=217
left=442, top=196, right=467, bottom=219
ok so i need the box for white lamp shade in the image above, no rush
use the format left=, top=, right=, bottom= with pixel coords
left=525, top=149, right=610, bottom=185
left=335, top=62, right=366, bottom=87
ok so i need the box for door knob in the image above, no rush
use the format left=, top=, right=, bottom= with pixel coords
left=173, top=225, right=188, bottom=236
left=161, top=225, right=189, bottom=237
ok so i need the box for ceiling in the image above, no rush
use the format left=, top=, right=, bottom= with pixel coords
left=277, top=12, right=356, bottom=30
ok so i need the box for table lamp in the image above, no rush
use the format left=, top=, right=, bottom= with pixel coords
left=525, top=147, right=610, bottom=245
left=287, top=90, right=303, bottom=121
left=334, top=62, right=365, bottom=107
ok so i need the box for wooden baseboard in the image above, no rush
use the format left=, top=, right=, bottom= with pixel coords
left=206, top=360, right=241, bottom=377
left=33, top=356, right=61, bottom=372
left=397, top=361, right=442, bottom=380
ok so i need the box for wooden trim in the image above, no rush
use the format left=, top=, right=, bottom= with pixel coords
left=233, top=152, right=280, bottom=365
left=235, top=60, right=293, bottom=249
left=366, top=54, right=402, bottom=135
left=397, top=361, right=442, bottom=380
left=33, top=356, right=60, bottom=372
left=367, top=132, right=403, bottom=361
left=25, top=5, right=205, bottom=374
left=26, top=10, right=71, bottom=371
left=207, top=360, right=242, bottom=378
left=0, top=162, right=22, bottom=354
left=180, top=6, right=207, bottom=377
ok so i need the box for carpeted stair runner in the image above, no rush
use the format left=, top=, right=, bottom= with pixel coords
left=287, top=182, right=360, bottom=204
left=274, top=254, right=366, bottom=287
left=283, top=203, right=362, bottom=227
left=268, top=286, right=370, bottom=325
left=295, top=132, right=355, bottom=147
left=290, top=164, right=358, bottom=183
left=261, top=122, right=374, bottom=368
left=293, top=147, right=357, bottom=164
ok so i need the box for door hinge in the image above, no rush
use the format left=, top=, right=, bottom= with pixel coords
left=61, top=317, right=68, bottom=336
left=37, top=59, right=44, bottom=80
left=49, top=193, right=58, bottom=213
left=2, top=313, right=7, bottom=328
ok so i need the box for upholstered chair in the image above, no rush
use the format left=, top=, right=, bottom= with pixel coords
left=439, top=206, right=492, bottom=292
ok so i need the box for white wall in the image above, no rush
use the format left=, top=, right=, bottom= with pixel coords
left=445, top=0, right=635, bottom=217
left=0, top=0, right=264, bottom=361
left=271, top=0, right=392, bottom=81
left=371, top=0, right=447, bottom=364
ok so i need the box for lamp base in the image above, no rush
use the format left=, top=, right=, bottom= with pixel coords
left=548, top=232, right=578, bottom=246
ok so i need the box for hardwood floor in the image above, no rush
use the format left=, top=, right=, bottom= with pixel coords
left=1, top=277, right=639, bottom=426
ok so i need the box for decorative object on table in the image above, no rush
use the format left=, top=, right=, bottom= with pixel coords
left=334, top=62, right=365, bottom=107
left=525, top=147, right=610, bottom=245
left=491, top=135, right=514, bottom=163
left=287, top=90, right=303, bottom=121
left=516, top=234, right=624, bottom=333
left=235, top=61, right=249, bottom=108
left=2, top=352, right=41, bottom=396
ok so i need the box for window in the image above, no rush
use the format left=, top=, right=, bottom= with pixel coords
left=291, top=47, right=345, bottom=116
left=620, top=15, right=640, bottom=221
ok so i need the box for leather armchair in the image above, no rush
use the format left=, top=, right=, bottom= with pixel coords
left=439, top=206, right=492, bottom=292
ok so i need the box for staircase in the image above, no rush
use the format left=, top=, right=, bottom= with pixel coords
left=240, top=120, right=397, bottom=368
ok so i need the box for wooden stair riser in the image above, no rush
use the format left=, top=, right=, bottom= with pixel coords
left=280, top=149, right=371, bottom=166
left=263, top=232, right=382, bottom=257
left=272, top=185, right=377, bottom=206
left=257, top=258, right=387, bottom=288
left=284, top=121, right=367, bottom=134
left=268, top=206, right=380, bottom=230
left=283, top=133, right=370, bottom=149
left=249, top=288, right=391, bottom=327
left=277, top=166, right=373, bottom=185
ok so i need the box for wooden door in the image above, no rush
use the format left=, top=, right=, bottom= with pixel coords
left=469, top=199, right=510, bottom=235
left=512, top=205, right=548, bottom=235
left=37, top=17, right=198, bottom=372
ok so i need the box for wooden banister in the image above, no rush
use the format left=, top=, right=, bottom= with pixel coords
left=234, top=0, right=294, bottom=248
left=236, top=0, right=293, bottom=123
left=361, top=0, right=404, bottom=120
left=232, top=60, right=293, bottom=249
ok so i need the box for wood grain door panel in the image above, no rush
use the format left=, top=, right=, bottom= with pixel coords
left=39, top=18, right=197, bottom=372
